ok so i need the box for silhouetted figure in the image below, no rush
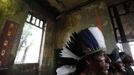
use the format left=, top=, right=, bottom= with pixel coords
left=120, top=52, right=134, bottom=75
left=109, top=48, right=126, bottom=75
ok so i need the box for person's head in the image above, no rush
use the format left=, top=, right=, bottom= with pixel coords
left=75, top=27, right=110, bottom=75
left=119, top=52, right=133, bottom=65
left=56, top=27, right=110, bottom=75
left=84, top=51, right=111, bottom=75
left=109, top=49, right=126, bottom=73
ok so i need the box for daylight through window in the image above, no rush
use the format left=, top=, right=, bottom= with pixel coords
left=14, top=14, right=46, bottom=64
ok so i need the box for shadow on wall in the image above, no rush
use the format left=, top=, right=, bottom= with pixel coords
left=1, top=63, right=39, bottom=75
left=12, top=63, right=39, bottom=75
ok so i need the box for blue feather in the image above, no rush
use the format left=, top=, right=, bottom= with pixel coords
left=78, top=28, right=99, bottom=50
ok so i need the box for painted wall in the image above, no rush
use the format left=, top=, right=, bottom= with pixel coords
left=0, top=0, right=27, bottom=55
left=41, top=19, right=56, bottom=75
left=0, top=0, right=27, bottom=75
left=54, top=0, right=116, bottom=53
left=0, top=0, right=27, bottom=30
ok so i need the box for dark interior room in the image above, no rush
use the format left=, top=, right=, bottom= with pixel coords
left=0, top=0, right=134, bottom=75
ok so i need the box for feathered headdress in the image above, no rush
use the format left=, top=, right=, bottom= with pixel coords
left=119, top=52, right=127, bottom=61
left=56, top=27, right=106, bottom=75
left=109, top=48, right=122, bottom=63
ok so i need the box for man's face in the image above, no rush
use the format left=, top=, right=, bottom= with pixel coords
left=87, top=51, right=111, bottom=75
left=115, top=62, right=126, bottom=72
left=124, top=55, right=133, bottom=64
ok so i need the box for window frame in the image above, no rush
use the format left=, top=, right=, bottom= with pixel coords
left=14, top=13, right=46, bottom=64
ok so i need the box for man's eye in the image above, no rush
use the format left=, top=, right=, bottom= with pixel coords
left=96, top=60, right=103, bottom=63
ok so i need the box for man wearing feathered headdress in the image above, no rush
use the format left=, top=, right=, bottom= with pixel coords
left=119, top=52, right=134, bottom=75
left=56, top=27, right=111, bottom=75
left=109, top=48, right=126, bottom=75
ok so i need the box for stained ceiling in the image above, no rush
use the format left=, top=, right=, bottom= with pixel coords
left=33, top=0, right=95, bottom=17
left=26, top=0, right=127, bottom=17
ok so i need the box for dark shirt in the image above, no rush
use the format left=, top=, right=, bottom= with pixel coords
left=125, top=65, right=134, bottom=75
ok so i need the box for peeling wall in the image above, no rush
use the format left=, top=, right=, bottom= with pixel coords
left=41, top=19, right=56, bottom=75
left=0, top=0, right=26, bottom=62
left=0, top=0, right=27, bottom=30
left=0, top=0, right=27, bottom=75
left=0, top=0, right=27, bottom=56
left=54, top=0, right=116, bottom=53
left=0, top=0, right=37, bottom=75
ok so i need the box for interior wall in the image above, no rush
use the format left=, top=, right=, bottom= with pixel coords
left=0, top=0, right=28, bottom=75
left=0, top=0, right=27, bottom=29
left=54, top=0, right=116, bottom=53
left=0, top=0, right=28, bottom=55
left=41, top=19, right=56, bottom=75
left=0, top=0, right=27, bottom=65
left=0, top=0, right=57, bottom=75
left=0, top=0, right=47, bottom=75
